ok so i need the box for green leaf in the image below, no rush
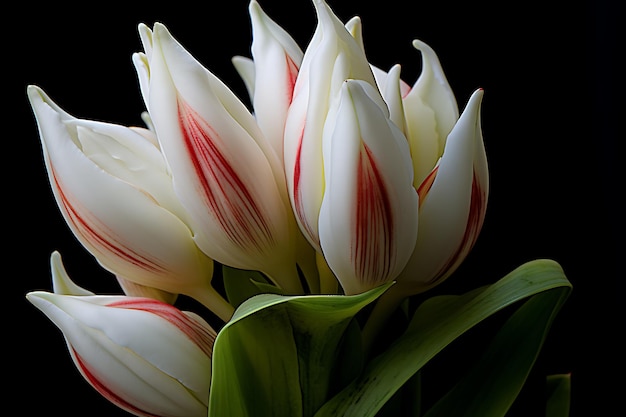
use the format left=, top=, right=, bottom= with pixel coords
left=421, top=287, right=570, bottom=416
left=208, top=282, right=394, bottom=417
left=545, top=374, right=571, bottom=417
left=314, top=259, right=572, bottom=417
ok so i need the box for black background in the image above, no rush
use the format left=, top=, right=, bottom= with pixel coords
left=10, top=0, right=622, bottom=416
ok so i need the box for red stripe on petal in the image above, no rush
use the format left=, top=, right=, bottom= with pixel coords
left=107, top=298, right=216, bottom=357
left=285, top=55, right=299, bottom=105
left=178, top=99, right=275, bottom=254
left=428, top=169, right=487, bottom=284
left=292, top=120, right=319, bottom=246
left=73, top=347, right=163, bottom=417
left=354, top=144, right=395, bottom=286
left=51, top=166, right=166, bottom=276
left=416, top=165, right=439, bottom=208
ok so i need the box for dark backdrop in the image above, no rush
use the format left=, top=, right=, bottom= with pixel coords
left=10, top=0, right=622, bottom=416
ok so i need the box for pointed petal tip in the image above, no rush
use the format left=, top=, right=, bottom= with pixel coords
left=249, top=0, right=261, bottom=14
left=26, top=84, right=45, bottom=102
left=248, top=0, right=272, bottom=31
left=25, top=290, right=55, bottom=311
left=467, top=88, right=485, bottom=107
left=152, top=22, right=169, bottom=36
left=411, top=39, right=433, bottom=53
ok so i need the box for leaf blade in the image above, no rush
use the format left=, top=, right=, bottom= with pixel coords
left=314, top=259, right=572, bottom=417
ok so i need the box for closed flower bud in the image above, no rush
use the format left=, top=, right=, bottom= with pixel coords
left=27, top=85, right=232, bottom=321
left=26, top=289, right=216, bottom=417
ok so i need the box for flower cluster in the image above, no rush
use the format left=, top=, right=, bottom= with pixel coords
left=27, top=0, right=490, bottom=415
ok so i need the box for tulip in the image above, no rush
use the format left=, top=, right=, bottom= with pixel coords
left=240, top=0, right=304, bottom=162
left=230, top=1, right=323, bottom=293
left=283, top=0, right=378, bottom=253
left=371, top=37, right=488, bottom=294
left=27, top=85, right=233, bottom=321
left=26, top=257, right=216, bottom=417
left=342, top=20, right=489, bottom=294
left=318, top=79, right=418, bottom=295
left=140, top=22, right=304, bottom=294
left=397, top=88, right=488, bottom=294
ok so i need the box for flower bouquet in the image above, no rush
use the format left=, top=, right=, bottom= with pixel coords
left=25, top=0, right=571, bottom=416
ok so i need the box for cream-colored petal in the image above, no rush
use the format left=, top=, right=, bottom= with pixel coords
left=283, top=0, right=377, bottom=252
left=27, top=85, right=227, bottom=318
left=403, top=39, right=459, bottom=186
left=248, top=0, right=303, bottom=161
left=231, top=55, right=255, bottom=102
left=50, top=251, right=95, bottom=296
left=319, top=80, right=417, bottom=295
left=26, top=291, right=213, bottom=417
left=148, top=23, right=300, bottom=291
left=398, top=89, right=485, bottom=288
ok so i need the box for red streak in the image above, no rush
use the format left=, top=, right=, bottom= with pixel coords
left=428, top=170, right=487, bottom=284
left=178, top=99, right=274, bottom=253
left=51, top=166, right=164, bottom=275
left=417, top=165, right=439, bottom=208
left=70, top=299, right=216, bottom=415
left=285, top=55, right=299, bottom=105
left=107, top=298, right=216, bottom=357
left=354, top=144, right=394, bottom=286
left=292, top=119, right=318, bottom=246
left=73, top=348, right=163, bottom=417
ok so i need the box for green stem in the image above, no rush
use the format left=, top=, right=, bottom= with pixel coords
left=189, top=286, right=235, bottom=323
left=267, top=262, right=305, bottom=295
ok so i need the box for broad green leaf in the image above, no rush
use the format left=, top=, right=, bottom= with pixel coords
left=545, top=374, right=571, bottom=417
left=208, top=282, right=394, bottom=417
left=314, top=259, right=571, bottom=417
left=421, top=287, right=570, bottom=417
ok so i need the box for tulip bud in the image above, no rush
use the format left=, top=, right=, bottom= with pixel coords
left=398, top=89, right=488, bottom=293
left=319, top=80, right=418, bottom=295
left=283, top=0, right=377, bottom=252
left=364, top=38, right=489, bottom=295
left=26, top=290, right=216, bottom=417
left=247, top=0, right=304, bottom=161
left=141, top=23, right=305, bottom=294
left=27, top=85, right=233, bottom=321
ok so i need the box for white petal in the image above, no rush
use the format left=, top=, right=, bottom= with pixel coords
left=27, top=85, right=215, bottom=304
left=379, top=64, right=408, bottom=134
left=403, top=39, right=459, bottom=186
left=231, top=55, right=255, bottom=102
left=399, top=89, right=485, bottom=287
left=50, top=251, right=95, bottom=296
left=26, top=292, right=212, bottom=417
left=319, top=80, right=417, bottom=294
left=132, top=52, right=151, bottom=110
left=283, top=0, right=376, bottom=252
left=249, top=0, right=303, bottom=161
left=410, top=39, right=459, bottom=143
left=148, top=24, right=299, bottom=290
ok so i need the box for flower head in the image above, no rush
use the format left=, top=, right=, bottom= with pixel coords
left=27, top=254, right=216, bottom=417
left=27, top=2, right=493, bottom=414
